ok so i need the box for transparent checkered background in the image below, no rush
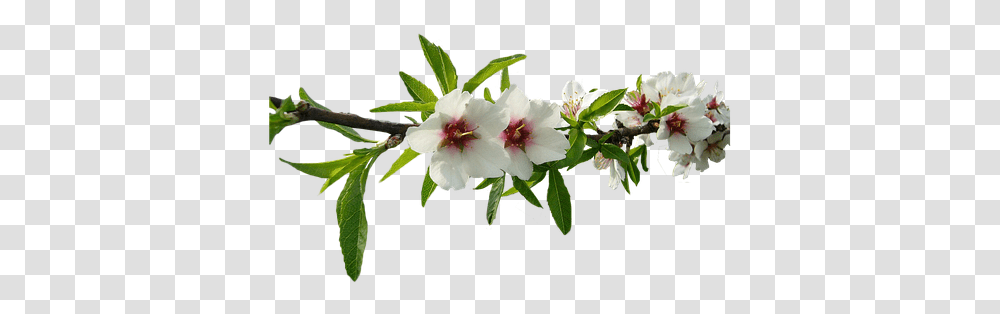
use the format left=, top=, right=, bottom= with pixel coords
left=1, top=0, right=999, bottom=313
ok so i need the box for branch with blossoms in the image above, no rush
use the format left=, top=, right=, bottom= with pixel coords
left=268, top=35, right=731, bottom=281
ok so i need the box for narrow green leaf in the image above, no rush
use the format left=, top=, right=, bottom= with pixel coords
left=334, top=148, right=384, bottom=281
left=280, top=155, right=359, bottom=178
left=399, top=71, right=438, bottom=102
left=500, top=67, right=510, bottom=92
left=588, top=88, right=598, bottom=93
left=404, top=116, right=419, bottom=124
left=636, top=74, right=643, bottom=91
left=577, top=88, right=628, bottom=122
left=598, top=132, right=614, bottom=144
left=613, top=104, right=633, bottom=111
left=561, top=114, right=578, bottom=128
left=484, top=87, right=494, bottom=103
left=566, top=146, right=599, bottom=170
left=421, top=168, right=437, bottom=207
left=475, top=176, right=503, bottom=190
left=603, top=144, right=637, bottom=186
left=662, top=104, right=687, bottom=116
left=299, top=88, right=377, bottom=143
left=642, top=112, right=657, bottom=122
left=562, top=128, right=585, bottom=167
left=418, top=35, right=457, bottom=94
left=268, top=97, right=298, bottom=144
left=421, top=111, right=432, bottom=121
left=511, top=175, right=542, bottom=208
left=486, top=178, right=504, bottom=225
left=621, top=177, right=631, bottom=194
left=546, top=169, right=572, bottom=235
left=318, top=154, right=373, bottom=194
left=502, top=170, right=546, bottom=197
left=640, top=145, right=648, bottom=172
left=379, top=148, right=421, bottom=182
left=628, top=155, right=640, bottom=185
left=461, top=54, right=527, bottom=93
left=370, top=101, right=437, bottom=113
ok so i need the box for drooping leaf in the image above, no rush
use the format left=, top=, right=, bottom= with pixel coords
left=461, top=54, right=526, bottom=93
left=500, top=67, right=510, bottom=92
left=486, top=178, right=504, bottom=225
left=613, top=104, right=633, bottom=111
left=577, top=88, right=628, bottom=122
left=399, top=71, right=438, bottom=102
left=511, top=175, right=542, bottom=208
left=299, top=88, right=378, bottom=143
left=318, top=154, right=373, bottom=194
left=421, top=168, right=437, bottom=207
left=370, top=101, right=437, bottom=113
left=335, top=147, right=384, bottom=281
left=566, top=146, right=599, bottom=170
left=546, top=168, right=572, bottom=235
left=561, top=128, right=586, bottom=167
left=268, top=97, right=298, bottom=144
left=640, top=145, right=648, bottom=172
left=404, top=116, right=419, bottom=124
left=501, top=170, right=546, bottom=197
left=475, top=176, right=503, bottom=190
left=380, top=148, right=421, bottom=182
left=484, top=87, right=494, bottom=103
left=280, top=155, right=360, bottom=178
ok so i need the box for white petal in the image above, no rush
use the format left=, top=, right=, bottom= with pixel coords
left=684, top=117, right=714, bottom=142
left=672, top=162, right=687, bottom=177
left=434, top=90, right=472, bottom=118
left=695, top=156, right=710, bottom=172
left=615, top=111, right=643, bottom=128
left=638, top=134, right=653, bottom=146
left=526, top=99, right=562, bottom=128
left=562, top=80, right=585, bottom=103
left=668, top=132, right=692, bottom=155
left=462, top=137, right=509, bottom=178
left=465, top=98, right=510, bottom=137
left=693, top=140, right=708, bottom=159
left=430, top=148, right=468, bottom=190
left=525, top=128, right=570, bottom=164
left=505, top=148, right=534, bottom=180
left=641, top=79, right=660, bottom=103
left=496, top=85, right=530, bottom=120
left=609, top=161, right=624, bottom=189
left=405, top=114, right=445, bottom=154
left=656, top=120, right=670, bottom=140
left=677, top=105, right=708, bottom=118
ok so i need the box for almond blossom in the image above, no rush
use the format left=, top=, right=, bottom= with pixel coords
left=495, top=86, right=571, bottom=180
left=641, top=71, right=706, bottom=108
left=561, top=80, right=606, bottom=120
left=656, top=105, right=714, bottom=155
left=593, top=151, right=627, bottom=189
left=405, top=90, right=511, bottom=190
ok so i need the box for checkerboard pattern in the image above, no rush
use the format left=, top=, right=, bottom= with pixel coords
left=2, top=0, right=999, bottom=313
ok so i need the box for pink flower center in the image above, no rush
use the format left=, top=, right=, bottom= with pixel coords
left=627, top=91, right=651, bottom=116
left=707, top=96, right=719, bottom=110
left=502, top=119, right=532, bottom=151
left=665, top=113, right=687, bottom=135
left=439, top=118, right=478, bottom=152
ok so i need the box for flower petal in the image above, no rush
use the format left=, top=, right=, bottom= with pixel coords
left=430, top=148, right=469, bottom=190
left=525, top=128, right=570, bottom=164
left=684, top=116, right=714, bottom=142
left=435, top=89, right=473, bottom=118
left=656, top=117, right=671, bottom=140
left=496, top=85, right=530, bottom=120
left=562, top=80, right=585, bottom=103
left=609, top=160, right=625, bottom=189
left=505, top=148, right=534, bottom=180
left=526, top=99, right=562, bottom=128
left=405, top=113, right=445, bottom=154
left=677, top=104, right=708, bottom=118
left=465, top=98, right=510, bottom=137
left=693, top=140, right=708, bottom=159
left=668, top=132, right=692, bottom=155
left=463, top=137, right=509, bottom=178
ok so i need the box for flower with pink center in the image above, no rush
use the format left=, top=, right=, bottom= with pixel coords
left=405, top=90, right=511, bottom=190
left=641, top=71, right=705, bottom=108
left=625, top=90, right=652, bottom=116
left=694, top=130, right=729, bottom=164
left=561, top=80, right=607, bottom=121
left=495, top=86, right=571, bottom=180
left=667, top=151, right=707, bottom=179
left=656, top=105, right=714, bottom=155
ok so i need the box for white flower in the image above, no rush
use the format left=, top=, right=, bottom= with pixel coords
left=668, top=151, right=706, bottom=179
left=641, top=71, right=706, bottom=107
left=694, top=130, right=729, bottom=164
left=704, top=83, right=729, bottom=128
left=615, top=110, right=653, bottom=146
left=495, top=86, right=571, bottom=180
left=405, top=89, right=511, bottom=190
left=593, top=151, right=626, bottom=190
left=561, top=80, right=607, bottom=121
left=656, top=105, right=714, bottom=155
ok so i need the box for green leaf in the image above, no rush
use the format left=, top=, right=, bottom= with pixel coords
left=475, top=176, right=503, bottom=190
left=299, top=88, right=377, bottom=143
left=380, top=148, right=421, bottom=182
left=335, top=148, right=384, bottom=281
left=280, top=155, right=359, bottom=178
left=628, top=154, right=640, bottom=185
left=501, top=67, right=510, bottom=92
left=620, top=177, right=631, bottom=194
left=561, top=128, right=586, bottom=167
left=421, top=111, right=432, bottom=121
left=399, top=71, right=438, bottom=102
left=577, top=88, right=628, bottom=122
left=268, top=97, right=298, bottom=144
left=511, top=175, right=542, bottom=208
left=461, top=54, right=527, bottom=93
left=601, top=144, right=637, bottom=186
left=484, top=87, right=494, bottom=103
left=566, top=146, right=599, bottom=170
left=418, top=35, right=458, bottom=94
left=404, top=116, right=419, bottom=124
left=598, top=132, right=614, bottom=144
left=546, top=168, right=572, bottom=235
left=318, top=154, right=373, bottom=194
left=636, top=74, right=643, bottom=91
left=640, top=145, right=648, bottom=172
left=642, top=113, right=657, bottom=122
left=588, top=88, right=598, bottom=93
left=486, top=178, right=504, bottom=225
left=613, top=103, right=633, bottom=111
left=662, top=104, right=687, bottom=117
left=370, top=101, right=437, bottom=113
left=561, top=114, right=578, bottom=128
left=421, top=168, right=437, bottom=207
left=501, top=170, right=546, bottom=197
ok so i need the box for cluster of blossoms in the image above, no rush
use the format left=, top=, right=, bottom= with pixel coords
left=406, top=86, right=570, bottom=190
left=580, top=72, right=731, bottom=184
